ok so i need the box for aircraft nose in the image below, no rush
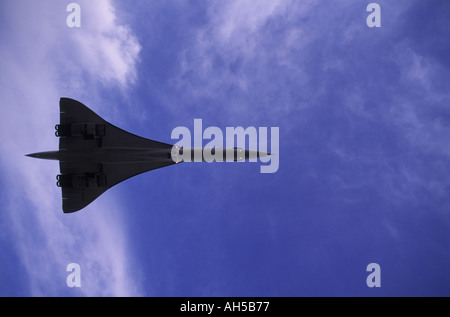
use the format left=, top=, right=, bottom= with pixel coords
left=243, top=149, right=271, bottom=160
left=26, top=153, right=39, bottom=158
left=258, top=151, right=271, bottom=157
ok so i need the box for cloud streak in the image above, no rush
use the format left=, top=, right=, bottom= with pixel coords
left=0, top=0, right=142, bottom=296
left=165, top=0, right=450, bottom=222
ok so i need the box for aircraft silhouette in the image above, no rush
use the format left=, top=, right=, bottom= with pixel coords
left=27, top=98, right=269, bottom=213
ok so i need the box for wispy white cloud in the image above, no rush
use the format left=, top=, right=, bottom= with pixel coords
left=169, top=0, right=306, bottom=119
left=69, top=1, right=141, bottom=88
left=0, top=0, right=142, bottom=296
left=323, top=31, right=450, bottom=209
left=167, top=0, right=365, bottom=125
left=387, top=40, right=450, bottom=158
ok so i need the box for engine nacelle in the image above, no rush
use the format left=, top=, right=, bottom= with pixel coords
left=55, top=123, right=105, bottom=147
left=56, top=172, right=107, bottom=189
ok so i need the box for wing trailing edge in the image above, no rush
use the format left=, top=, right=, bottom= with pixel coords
left=57, top=98, right=176, bottom=213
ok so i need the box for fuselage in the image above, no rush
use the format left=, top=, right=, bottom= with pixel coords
left=26, top=147, right=268, bottom=163
left=27, top=148, right=172, bottom=163
left=25, top=97, right=273, bottom=213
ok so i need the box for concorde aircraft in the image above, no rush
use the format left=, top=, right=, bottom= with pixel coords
left=27, top=98, right=269, bottom=213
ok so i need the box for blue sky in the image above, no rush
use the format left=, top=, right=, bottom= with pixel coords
left=1, top=0, right=449, bottom=296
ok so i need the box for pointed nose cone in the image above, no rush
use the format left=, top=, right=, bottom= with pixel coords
left=258, top=151, right=271, bottom=158
left=244, top=149, right=271, bottom=160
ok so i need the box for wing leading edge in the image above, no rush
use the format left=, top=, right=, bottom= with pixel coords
left=57, top=98, right=176, bottom=213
